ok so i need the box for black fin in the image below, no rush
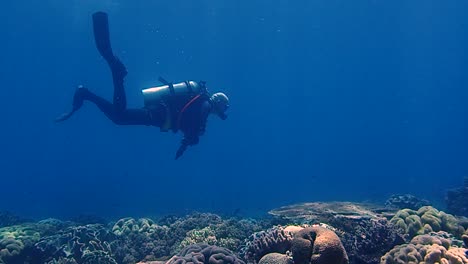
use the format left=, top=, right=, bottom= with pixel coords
left=92, top=12, right=114, bottom=61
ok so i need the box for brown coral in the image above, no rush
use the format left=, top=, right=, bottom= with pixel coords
left=381, top=232, right=468, bottom=264
left=291, top=226, right=348, bottom=264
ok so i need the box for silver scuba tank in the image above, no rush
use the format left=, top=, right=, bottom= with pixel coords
left=142, top=80, right=203, bottom=107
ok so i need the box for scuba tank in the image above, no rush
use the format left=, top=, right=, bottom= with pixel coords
left=142, top=77, right=205, bottom=107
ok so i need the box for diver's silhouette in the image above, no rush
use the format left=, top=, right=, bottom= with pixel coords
left=56, top=12, right=229, bottom=159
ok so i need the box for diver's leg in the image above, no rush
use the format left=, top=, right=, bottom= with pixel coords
left=107, top=56, right=128, bottom=112
left=55, top=86, right=156, bottom=125
left=55, top=85, right=92, bottom=122
left=92, top=11, right=128, bottom=112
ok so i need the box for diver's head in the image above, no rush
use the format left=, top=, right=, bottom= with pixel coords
left=210, top=92, right=229, bottom=120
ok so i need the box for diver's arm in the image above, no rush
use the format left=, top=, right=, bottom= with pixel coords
left=174, top=101, right=211, bottom=159
left=198, top=101, right=211, bottom=135
left=175, top=134, right=199, bottom=160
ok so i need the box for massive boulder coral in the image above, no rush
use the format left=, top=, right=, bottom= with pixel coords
left=291, top=226, right=348, bottom=264
left=390, top=206, right=465, bottom=240
left=380, top=232, right=468, bottom=264
left=239, top=224, right=348, bottom=264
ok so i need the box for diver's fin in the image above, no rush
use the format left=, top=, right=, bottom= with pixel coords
left=158, top=76, right=170, bottom=85
left=92, top=12, right=114, bottom=61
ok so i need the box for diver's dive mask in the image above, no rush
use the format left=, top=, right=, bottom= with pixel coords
left=210, top=92, right=229, bottom=120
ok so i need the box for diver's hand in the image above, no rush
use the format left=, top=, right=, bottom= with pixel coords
left=175, top=143, right=188, bottom=160
left=55, top=111, right=73, bottom=122
left=175, top=136, right=199, bottom=159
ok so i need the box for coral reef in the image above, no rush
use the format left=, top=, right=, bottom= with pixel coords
left=389, top=206, right=465, bottom=240
left=446, top=177, right=468, bottom=217
left=239, top=224, right=349, bottom=264
left=381, top=231, right=468, bottom=264
left=384, top=194, right=431, bottom=210
left=270, top=202, right=404, bottom=264
left=177, top=219, right=265, bottom=253
left=110, top=217, right=171, bottom=263
left=109, top=214, right=266, bottom=264
left=239, top=226, right=294, bottom=264
left=0, top=223, right=42, bottom=263
left=6, top=207, right=461, bottom=264
left=33, top=224, right=116, bottom=263
left=165, top=213, right=226, bottom=256
left=336, top=217, right=404, bottom=264
left=167, top=243, right=245, bottom=264
left=0, top=219, right=69, bottom=264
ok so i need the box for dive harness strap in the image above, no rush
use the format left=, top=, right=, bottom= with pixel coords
left=177, top=94, right=202, bottom=130
left=158, top=76, right=175, bottom=95
left=157, top=77, right=206, bottom=131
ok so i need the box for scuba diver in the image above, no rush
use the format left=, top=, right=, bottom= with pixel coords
left=56, top=12, right=229, bottom=159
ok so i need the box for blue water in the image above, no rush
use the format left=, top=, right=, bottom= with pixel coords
left=1, top=0, right=467, bottom=220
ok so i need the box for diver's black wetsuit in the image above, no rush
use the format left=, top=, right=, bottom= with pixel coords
left=74, top=57, right=165, bottom=126
left=71, top=56, right=211, bottom=140
left=56, top=11, right=212, bottom=159
left=60, top=55, right=211, bottom=157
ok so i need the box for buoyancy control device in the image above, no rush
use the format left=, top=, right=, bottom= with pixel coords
left=142, top=77, right=205, bottom=107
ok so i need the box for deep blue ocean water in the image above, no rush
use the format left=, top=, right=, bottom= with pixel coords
left=0, top=0, right=467, bottom=220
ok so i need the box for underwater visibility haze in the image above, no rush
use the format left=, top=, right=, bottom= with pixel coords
left=1, top=0, right=468, bottom=221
